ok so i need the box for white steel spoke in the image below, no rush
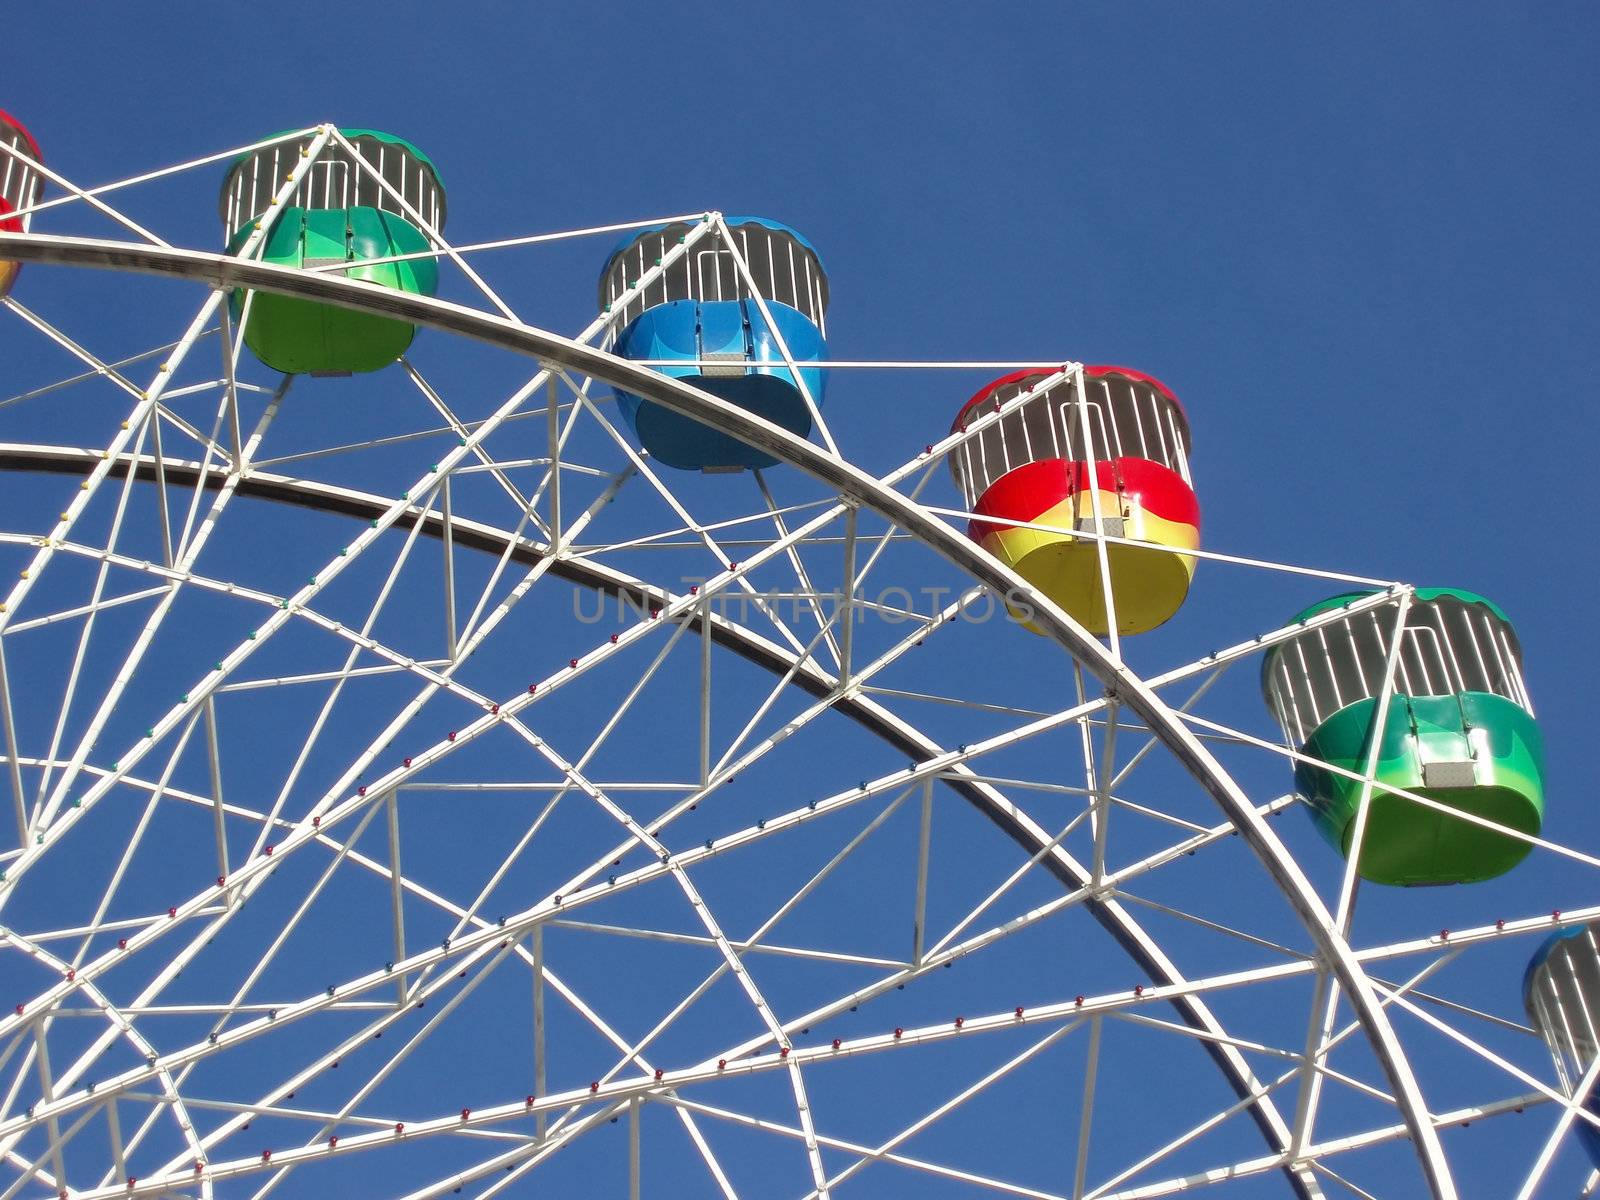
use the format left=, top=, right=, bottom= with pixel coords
left=26, top=414, right=157, bottom=820
left=665, top=1092, right=1072, bottom=1200
left=0, top=137, right=169, bottom=248
left=753, top=468, right=842, bottom=666
left=486, top=714, right=835, bottom=1195
left=1073, top=1015, right=1103, bottom=1200
left=1080, top=953, right=1452, bottom=1200
left=65, top=710, right=206, bottom=970
left=5, top=129, right=319, bottom=225
left=1375, top=984, right=1600, bottom=1132
left=804, top=1021, right=1083, bottom=1197
left=1, top=299, right=147, bottom=403
left=1513, top=1054, right=1600, bottom=1200
left=920, top=501, right=1403, bottom=592
left=567, top=382, right=815, bottom=660
left=32, top=381, right=287, bottom=833
left=1178, top=709, right=1600, bottom=872
left=400, top=360, right=539, bottom=535
left=1070, top=366, right=1121, bottom=660
left=912, top=779, right=933, bottom=965
left=0, top=322, right=189, bottom=411
left=712, top=214, right=837, bottom=456
left=326, top=128, right=519, bottom=322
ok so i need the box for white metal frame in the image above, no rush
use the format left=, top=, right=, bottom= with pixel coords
left=0, top=144, right=1586, bottom=1198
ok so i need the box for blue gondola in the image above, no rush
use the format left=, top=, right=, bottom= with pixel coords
left=1525, top=922, right=1600, bottom=1165
left=598, top=216, right=829, bottom=472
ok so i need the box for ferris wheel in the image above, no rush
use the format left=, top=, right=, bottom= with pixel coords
left=0, top=118, right=1594, bottom=1200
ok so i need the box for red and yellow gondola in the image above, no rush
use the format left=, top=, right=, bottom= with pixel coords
left=0, top=109, right=43, bottom=299
left=950, top=366, right=1199, bottom=637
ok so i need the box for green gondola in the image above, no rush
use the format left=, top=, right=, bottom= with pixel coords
left=1261, top=588, right=1543, bottom=886
left=220, top=129, right=445, bottom=376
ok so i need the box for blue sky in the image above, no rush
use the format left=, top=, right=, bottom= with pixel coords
left=4, top=3, right=1600, bottom=1197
